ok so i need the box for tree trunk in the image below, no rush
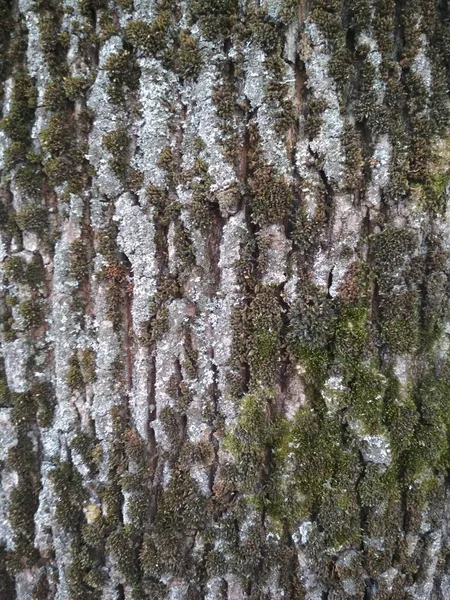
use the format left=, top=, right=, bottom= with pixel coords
left=1, top=0, right=450, bottom=598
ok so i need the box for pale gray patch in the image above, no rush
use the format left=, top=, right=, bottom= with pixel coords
left=284, top=22, right=299, bottom=64
left=366, top=135, right=392, bottom=208
left=411, top=35, right=432, bottom=91
left=0, top=410, right=16, bottom=463
left=360, top=435, right=392, bottom=466
left=407, top=532, right=442, bottom=600
left=132, top=0, right=157, bottom=21
left=303, top=22, right=344, bottom=184
left=260, top=224, right=292, bottom=285
left=87, top=37, right=126, bottom=200
left=322, top=375, right=345, bottom=413
left=0, top=468, right=17, bottom=548
left=0, top=130, right=7, bottom=170
left=378, top=568, right=399, bottom=593
left=131, top=58, right=178, bottom=188
left=180, top=50, right=236, bottom=189
left=114, top=193, right=158, bottom=327
left=3, top=339, right=31, bottom=392
left=283, top=274, right=298, bottom=306
left=297, top=547, right=326, bottom=600
left=357, top=32, right=386, bottom=100
left=243, top=44, right=293, bottom=174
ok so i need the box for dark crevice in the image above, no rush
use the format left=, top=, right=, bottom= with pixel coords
left=208, top=355, right=220, bottom=494
left=116, top=584, right=125, bottom=600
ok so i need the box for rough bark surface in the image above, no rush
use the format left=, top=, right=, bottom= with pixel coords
left=1, top=0, right=450, bottom=599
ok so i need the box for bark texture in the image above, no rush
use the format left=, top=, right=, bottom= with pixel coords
left=1, top=0, right=450, bottom=599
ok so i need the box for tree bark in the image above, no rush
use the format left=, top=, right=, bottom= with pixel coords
left=1, top=0, right=450, bottom=599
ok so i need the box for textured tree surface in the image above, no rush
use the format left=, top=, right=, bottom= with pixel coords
left=2, top=0, right=450, bottom=598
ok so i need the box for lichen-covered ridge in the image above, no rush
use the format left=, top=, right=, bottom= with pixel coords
left=1, top=0, right=450, bottom=598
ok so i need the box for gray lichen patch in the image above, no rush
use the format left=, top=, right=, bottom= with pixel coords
left=299, top=21, right=344, bottom=185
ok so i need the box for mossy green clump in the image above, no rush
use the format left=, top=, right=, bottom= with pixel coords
left=156, top=145, right=177, bottom=176
left=248, top=285, right=283, bottom=386
left=66, top=534, right=104, bottom=599
left=179, top=439, right=214, bottom=467
left=370, top=226, right=416, bottom=281
left=15, top=203, right=48, bottom=236
left=369, top=226, right=422, bottom=353
left=305, top=97, right=327, bottom=139
left=404, top=368, right=450, bottom=481
left=23, top=254, right=45, bottom=287
left=10, top=392, right=36, bottom=429
left=81, top=348, right=96, bottom=384
left=124, top=4, right=202, bottom=82
left=5, top=295, right=18, bottom=308
left=18, top=298, right=43, bottom=329
left=249, top=166, right=293, bottom=227
left=224, top=392, right=286, bottom=495
left=416, top=171, right=450, bottom=215
left=0, top=71, right=37, bottom=167
left=157, top=393, right=179, bottom=435
left=2, top=302, right=17, bottom=342
left=32, top=381, right=56, bottom=428
left=141, top=470, right=206, bottom=578
left=379, top=289, right=420, bottom=353
left=98, top=261, right=130, bottom=332
left=188, top=0, right=238, bottom=40
left=102, top=128, right=131, bottom=181
left=3, top=255, right=26, bottom=283
left=354, top=47, right=381, bottom=130
left=383, top=379, right=419, bottom=461
left=107, top=526, right=140, bottom=584
left=124, top=17, right=171, bottom=58
left=164, top=374, right=193, bottom=414
left=37, top=9, right=69, bottom=76
left=44, top=79, right=69, bottom=111
left=40, top=112, right=84, bottom=187
left=310, top=0, right=354, bottom=102
left=72, top=432, right=101, bottom=473
left=69, top=240, right=89, bottom=281
left=104, top=50, right=140, bottom=105
left=98, top=9, right=120, bottom=41
left=15, top=163, right=43, bottom=196
left=212, top=80, right=240, bottom=164
left=7, top=482, right=40, bottom=570
left=333, top=304, right=370, bottom=370
left=173, top=221, right=195, bottom=273
left=288, top=284, right=337, bottom=383
left=280, top=0, right=302, bottom=23
left=288, top=407, right=339, bottom=513
left=263, top=53, right=296, bottom=136
left=175, top=29, right=202, bottom=79
left=190, top=172, right=217, bottom=231
left=248, top=7, right=280, bottom=54
left=50, top=460, right=86, bottom=533
left=67, top=353, right=84, bottom=392
left=343, top=363, right=386, bottom=433
left=0, top=377, right=11, bottom=407
left=342, top=121, right=366, bottom=192
left=288, top=407, right=361, bottom=546
left=182, top=326, right=198, bottom=380
left=62, top=75, right=89, bottom=101
left=144, top=294, right=169, bottom=343
left=127, top=168, right=144, bottom=192
left=7, top=410, right=40, bottom=574
left=78, top=0, right=108, bottom=17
